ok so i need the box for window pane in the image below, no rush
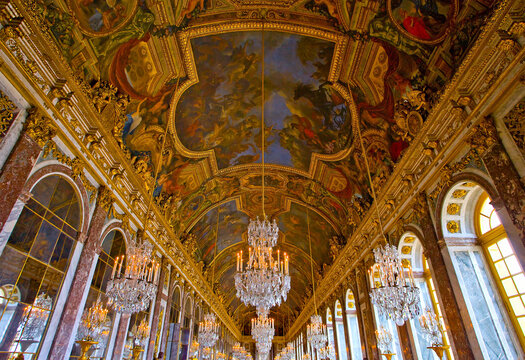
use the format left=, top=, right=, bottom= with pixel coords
left=29, top=221, right=61, bottom=264
left=513, top=274, right=525, bottom=293
left=31, top=176, right=59, bottom=208
left=480, top=217, right=491, bottom=235
left=502, top=278, right=518, bottom=297
left=7, top=208, right=42, bottom=253
left=509, top=297, right=525, bottom=316
left=498, top=239, right=514, bottom=258
left=49, top=234, right=74, bottom=272
left=494, top=261, right=510, bottom=279
left=504, top=256, right=522, bottom=276
left=16, top=258, right=48, bottom=305
left=490, top=211, right=502, bottom=229
left=488, top=244, right=502, bottom=262
left=0, top=247, right=27, bottom=287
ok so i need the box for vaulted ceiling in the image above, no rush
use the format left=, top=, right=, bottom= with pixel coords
left=42, top=0, right=496, bottom=334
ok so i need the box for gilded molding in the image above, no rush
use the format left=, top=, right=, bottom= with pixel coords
left=0, top=89, right=15, bottom=137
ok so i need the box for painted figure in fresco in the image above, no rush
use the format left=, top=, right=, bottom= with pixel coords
left=369, top=13, right=430, bottom=59
left=392, top=0, right=450, bottom=41
left=180, top=0, right=205, bottom=19
left=91, top=8, right=154, bottom=60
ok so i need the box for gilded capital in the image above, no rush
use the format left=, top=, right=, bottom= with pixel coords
left=23, top=107, right=56, bottom=147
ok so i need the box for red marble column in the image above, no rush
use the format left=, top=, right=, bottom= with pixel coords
left=415, top=192, right=475, bottom=359
left=146, top=259, right=168, bottom=360
left=46, top=187, right=110, bottom=360
left=0, top=132, right=40, bottom=231
left=113, top=313, right=131, bottom=360
left=355, top=262, right=379, bottom=360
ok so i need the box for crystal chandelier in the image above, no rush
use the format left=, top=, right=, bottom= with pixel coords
left=318, top=344, right=335, bottom=360
left=419, top=307, right=444, bottom=346
left=369, top=243, right=421, bottom=325
left=251, top=314, right=275, bottom=356
left=235, top=240, right=290, bottom=316
left=198, top=313, right=220, bottom=348
left=77, top=297, right=109, bottom=341
left=106, top=234, right=159, bottom=314
left=19, top=293, right=52, bottom=340
left=375, top=326, right=394, bottom=355
left=132, top=318, right=150, bottom=347
left=306, top=314, right=327, bottom=351
left=233, top=342, right=244, bottom=358
left=281, top=342, right=295, bottom=360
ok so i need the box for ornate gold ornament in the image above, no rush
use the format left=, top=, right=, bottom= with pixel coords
left=468, top=116, right=499, bottom=156
left=452, top=190, right=467, bottom=199
left=24, top=107, right=56, bottom=147
left=503, top=98, right=525, bottom=157
left=0, top=89, right=15, bottom=137
left=446, top=221, right=460, bottom=233
left=446, top=203, right=460, bottom=215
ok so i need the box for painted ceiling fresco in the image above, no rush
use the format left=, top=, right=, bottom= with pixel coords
left=39, top=0, right=496, bottom=332
left=175, top=31, right=351, bottom=171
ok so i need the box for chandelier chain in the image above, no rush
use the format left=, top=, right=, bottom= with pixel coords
left=307, top=209, right=317, bottom=315
left=261, top=21, right=265, bottom=216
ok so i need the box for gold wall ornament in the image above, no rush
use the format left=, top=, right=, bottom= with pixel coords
left=0, top=89, right=16, bottom=137
left=97, top=186, right=114, bottom=213
left=468, top=116, right=499, bottom=156
left=446, top=220, right=460, bottom=233
left=446, top=203, right=460, bottom=215
left=503, top=98, right=525, bottom=158
left=24, top=107, right=56, bottom=147
left=89, top=80, right=119, bottom=113
left=452, top=190, right=467, bottom=199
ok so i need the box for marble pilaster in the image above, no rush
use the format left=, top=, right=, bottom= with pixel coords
left=112, top=313, right=131, bottom=360
left=0, top=132, right=40, bottom=232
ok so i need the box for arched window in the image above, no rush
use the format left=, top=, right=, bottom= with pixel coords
left=0, top=175, right=82, bottom=359
left=165, top=286, right=181, bottom=360
left=69, top=229, right=126, bottom=359
left=398, top=233, right=452, bottom=360
left=326, top=307, right=335, bottom=350
left=345, top=290, right=362, bottom=360
left=442, top=182, right=521, bottom=359
left=370, top=267, right=402, bottom=359
left=334, top=300, right=347, bottom=360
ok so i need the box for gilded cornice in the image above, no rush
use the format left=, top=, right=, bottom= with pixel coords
left=0, top=0, right=242, bottom=339
left=285, top=0, right=525, bottom=340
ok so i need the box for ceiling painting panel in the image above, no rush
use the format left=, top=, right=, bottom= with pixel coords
left=174, top=31, right=352, bottom=171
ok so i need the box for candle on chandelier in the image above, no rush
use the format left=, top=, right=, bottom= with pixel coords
left=236, top=252, right=240, bottom=271
left=240, top=250, right=243, bottom=270
left=249, top=247, right=252, bottom=263
left=118, top=255, right=124, bottom=277
left=112, top=256, right=118, bottom=279
left=155, top=263, right=160, bottom=284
